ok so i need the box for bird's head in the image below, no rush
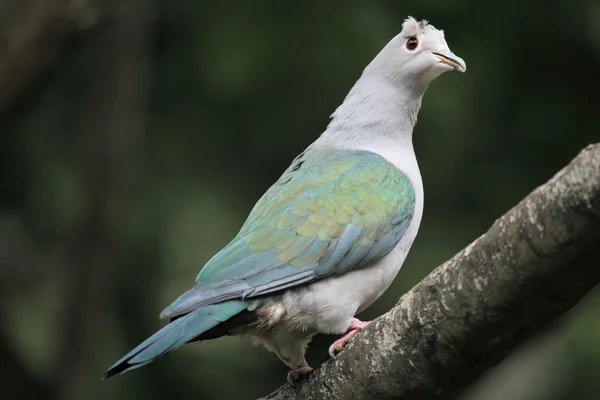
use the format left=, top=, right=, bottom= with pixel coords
left=368, top=17, right=466, bottom=88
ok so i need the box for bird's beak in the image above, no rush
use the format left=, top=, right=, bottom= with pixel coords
left=433, top=49, right=466, bottom=73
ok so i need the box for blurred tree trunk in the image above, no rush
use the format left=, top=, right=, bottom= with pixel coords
left=0, top=0, right=153, bottom=399
left=0, top=0, right=118, bottom=115
left=0, top=1, right=138, bottom=398
left=261, top=143, right=600, bottom=400
left=52, top=2, right=153, bottom=400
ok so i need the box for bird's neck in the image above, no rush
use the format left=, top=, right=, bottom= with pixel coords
left=315, top=75, right=427, bottom=152
left=314, top=73, right=427, bottom=224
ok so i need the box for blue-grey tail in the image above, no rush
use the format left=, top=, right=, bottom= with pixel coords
left=103, top=300, right=250, bottom=379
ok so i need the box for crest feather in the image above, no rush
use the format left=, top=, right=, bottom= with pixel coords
left=401, top=16, right=431, bottom=37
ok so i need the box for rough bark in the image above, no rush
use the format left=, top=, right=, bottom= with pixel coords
left=0, top=0, right=118, bottom=115
left=260, top=143, right=600, bottom=400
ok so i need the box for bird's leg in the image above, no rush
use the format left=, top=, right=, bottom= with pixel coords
left=287, top=363, right=313, bottom=386
left=328, top=318, right=371, bottom=358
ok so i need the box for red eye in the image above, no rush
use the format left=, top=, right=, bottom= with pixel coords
left=406, top=37, right=418, bottom=50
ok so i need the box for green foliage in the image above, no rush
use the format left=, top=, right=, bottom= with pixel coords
left=1, top=0, right=599, bottom=399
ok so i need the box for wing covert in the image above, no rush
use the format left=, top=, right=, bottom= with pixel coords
left=161, top=148, right=415, bottom=319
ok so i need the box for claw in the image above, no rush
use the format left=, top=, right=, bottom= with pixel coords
left=287, top=363, right=313, bottom=386
left=329, top=318, right=371, bottom=359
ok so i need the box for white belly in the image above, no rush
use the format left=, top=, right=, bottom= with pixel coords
left=247, top=234, right=418, bottom=369
left=281, top=216, right=420, bottom=335
left=247, top=142, right=424, bottom=367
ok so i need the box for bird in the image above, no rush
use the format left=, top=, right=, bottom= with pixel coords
left=103, top=16, right=466, bottom=385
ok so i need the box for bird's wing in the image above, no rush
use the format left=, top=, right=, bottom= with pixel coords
left=160, top=148, right=415, bottom=319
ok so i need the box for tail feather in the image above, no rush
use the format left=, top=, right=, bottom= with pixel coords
left=103, top=300, right=249, bottom=379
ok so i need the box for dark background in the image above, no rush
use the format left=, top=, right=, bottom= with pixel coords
left=1, top=1, right=599, bottom=399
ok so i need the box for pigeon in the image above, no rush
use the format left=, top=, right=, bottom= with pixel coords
left=104, top=16, right=466, bottom=385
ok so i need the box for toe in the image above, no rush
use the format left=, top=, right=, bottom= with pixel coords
left=328, top=342, right=343, bottom=359
left=287, top=365, right=313, bottom=386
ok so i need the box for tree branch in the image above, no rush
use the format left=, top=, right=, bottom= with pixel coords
left=261, top=143, right=600, bottom=400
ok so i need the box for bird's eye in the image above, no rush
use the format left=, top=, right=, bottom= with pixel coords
left=406, top=37, right=418, bottom=50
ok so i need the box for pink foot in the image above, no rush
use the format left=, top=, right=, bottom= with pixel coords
left=328, top=318, right=371, bottom=358
left=287, top=363, right=313, bottom=386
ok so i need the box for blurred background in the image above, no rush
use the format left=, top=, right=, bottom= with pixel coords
left=1, top=1, right=599, bottom=399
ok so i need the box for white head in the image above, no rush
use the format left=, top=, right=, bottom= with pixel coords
left=320, top=17, right=465, bottom=150
left=366, top=17, right=466, bottom=89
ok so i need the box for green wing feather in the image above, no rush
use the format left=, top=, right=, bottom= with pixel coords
left=160, top=148, right=415, bottom=319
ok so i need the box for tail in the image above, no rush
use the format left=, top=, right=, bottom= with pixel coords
left=103, top=300, right=250, bottom=379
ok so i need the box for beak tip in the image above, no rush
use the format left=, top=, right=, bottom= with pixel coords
left=433, top=51, right=466, bottom=73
